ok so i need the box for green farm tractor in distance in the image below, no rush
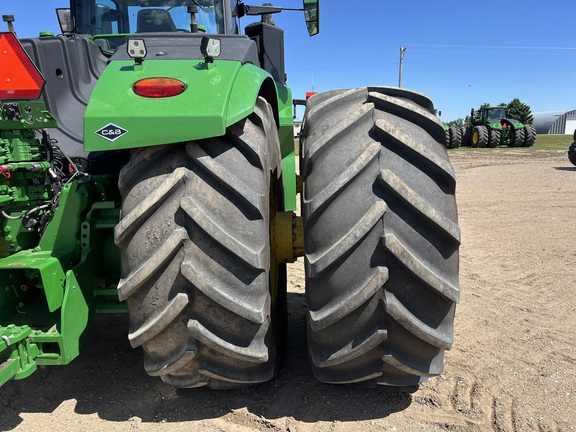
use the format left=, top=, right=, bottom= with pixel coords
left=458, top=106, right=536, bottom=148
left=0, top=0, right=460, bottom=389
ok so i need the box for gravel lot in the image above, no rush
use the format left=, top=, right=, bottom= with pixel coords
left=2, top=149, right=575, bottom=432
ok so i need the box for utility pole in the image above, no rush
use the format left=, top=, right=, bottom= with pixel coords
left=398, top=45, right=406, bottom=87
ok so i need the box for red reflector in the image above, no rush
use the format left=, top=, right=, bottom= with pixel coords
left=0, top=32, right=45, bottom=99
left=133, top=78, right=186, bottom=98
left=306, top=91, right=318, bottom=100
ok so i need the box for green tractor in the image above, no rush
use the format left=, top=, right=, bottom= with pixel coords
left=0, top=0, right=460, bottom=389
left=461, top=106, right=536, bottom=148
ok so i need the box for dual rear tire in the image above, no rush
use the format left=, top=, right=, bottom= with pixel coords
left=115, top=98, right=284, bottom=388
left=300, top=87, right=460, bottom=386
left=523, top=125, right=537, bottom=147
left=471, top=126, right=488, bottom=147
left=116, top=88, right=461, bottom=388
left=445, top=126, right=462, bottom=149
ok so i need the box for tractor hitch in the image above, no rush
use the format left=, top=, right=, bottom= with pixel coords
left=0, top=324, right=38, bottom=387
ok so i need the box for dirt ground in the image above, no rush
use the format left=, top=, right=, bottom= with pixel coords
left=2, top=149, right=575, bottom=432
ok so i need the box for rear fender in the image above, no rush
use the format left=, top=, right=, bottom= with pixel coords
left=501, top=118, right=523, bottom=131
left=84, top=60, right=276, bottom=151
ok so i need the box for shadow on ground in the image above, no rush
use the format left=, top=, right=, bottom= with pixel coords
left=1, top=293, right=413, bottom=430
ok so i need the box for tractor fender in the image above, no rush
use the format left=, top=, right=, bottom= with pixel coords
left=84, top=59, right=277, bottom=151
left=501, top=118, right=523, bottom=130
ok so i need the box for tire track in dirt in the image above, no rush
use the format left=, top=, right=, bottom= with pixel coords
left=438, top=150, right=575, bottom=432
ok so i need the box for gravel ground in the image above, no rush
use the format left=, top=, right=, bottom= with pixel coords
left=2, top=149, right=575, bottom=432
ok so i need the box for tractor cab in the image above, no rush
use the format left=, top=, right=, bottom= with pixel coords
left=61, top=0, right=318, bottom=54
left=484, top=107, right=507, bottom=124
left=65, top=0, right=236, bottom=53
left=472, top=107, right=507, bottom=126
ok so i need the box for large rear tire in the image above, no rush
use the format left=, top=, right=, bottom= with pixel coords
left=568, top=141, right=576, bottom=166
left=300, top=87, right=460, bottom=386
left=114, top=97, right=285, bottom=388
left=461, top=127, right=471, bottom=146
left=472, top=126, right=488, bottom=148
left=488, top=129, right=501, bottom=148
left=523, top=125, right=536, bottom=147
left=447, top=126, right=462, bottom=149
left=510, top=128, right=525, bottom=147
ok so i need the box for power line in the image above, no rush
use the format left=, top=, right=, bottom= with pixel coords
left=406, top=43, right=576, bottom=51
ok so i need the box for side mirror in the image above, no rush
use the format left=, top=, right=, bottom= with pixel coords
left=56, top=8, right=72, bottom=34
left=303, top=0, right=319, bottom=36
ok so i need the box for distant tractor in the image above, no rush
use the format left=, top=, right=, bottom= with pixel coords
left=569, top=130, right=576, bottom=166
left=460, top=107, right=536, bottom=148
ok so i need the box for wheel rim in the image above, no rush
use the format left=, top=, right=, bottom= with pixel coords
left=472, top=131, right=479, bottom=145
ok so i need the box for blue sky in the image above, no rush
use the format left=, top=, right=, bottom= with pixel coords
left=3, top=0, right=575, bottom=121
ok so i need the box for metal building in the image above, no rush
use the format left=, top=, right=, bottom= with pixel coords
left=533, top=110, right=576, bottom=134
